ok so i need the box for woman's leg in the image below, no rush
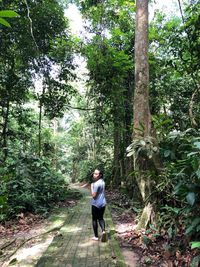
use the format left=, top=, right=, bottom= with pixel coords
left=98, top=206, right=105, bottom=232
left=92, top=205, right=98, bottom=237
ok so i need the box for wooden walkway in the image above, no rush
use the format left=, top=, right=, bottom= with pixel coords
left=35, top=186, right=126, bottom=267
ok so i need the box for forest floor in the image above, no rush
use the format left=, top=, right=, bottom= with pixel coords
left=106, top=190, right=197, bottom=267
left=0, top=191, right=81, bottom=267
left=0, top=184, right=126, bottom=267
left=0, top=184, right=197, bottom=267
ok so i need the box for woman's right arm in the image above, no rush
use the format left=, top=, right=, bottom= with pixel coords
left=91, top=183, right=97, bottom=199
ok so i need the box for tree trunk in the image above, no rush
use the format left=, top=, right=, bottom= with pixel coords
left=133, top=0, right=154, bottom=229
left=134, top=0, right=151, bottom=138
left=111, top=115, right=121, bottom=187
left=53, top=118, right=58, bottom=169
left=123, top=75, right=136, bottom=196
left=38, top=99, right=42, bottom=157
left=38, top=86, right=45, bottom=157
left=71, top=160, right=78, bottom=183
left=2, top=99, right=10, bottom=162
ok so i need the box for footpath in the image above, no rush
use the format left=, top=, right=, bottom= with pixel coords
left=35, top=185, right=127, bottom=267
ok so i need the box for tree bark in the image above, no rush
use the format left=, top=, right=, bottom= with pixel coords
left=38, top=98, right=42, bottom=157
left=38, top=86, right=45, bottom=157
left=112, top=114, right=121, bottom=187
left=133, top=0, right=154, bottom=229
left=72, top=159, right=78, bottom=183
left=2, top=98, right=10, bottom=162
left=134, top=0, right=151, bottom=138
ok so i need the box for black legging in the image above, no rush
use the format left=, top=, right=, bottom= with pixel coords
left=92, top=205, right=106, bottom=238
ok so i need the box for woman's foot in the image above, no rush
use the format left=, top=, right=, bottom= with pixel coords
left=91, top=236, right=99, bottom=241
left=101, top=231, right=108, bottom=242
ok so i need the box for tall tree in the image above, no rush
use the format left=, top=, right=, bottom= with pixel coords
left=75, top=0, right=135, bottom=187
left=134, top=0, right=151, bottom=137
left=131, top=0, right=154, bottom=229
left=0, top=0, right=75, bottom=160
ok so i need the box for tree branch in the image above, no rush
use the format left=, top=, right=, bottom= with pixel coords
left=2, top=223, right=65, bottom=265
left=66, top=104, right=95, bottom=111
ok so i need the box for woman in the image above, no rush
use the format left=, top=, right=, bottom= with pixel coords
left=90, top=168, right=107, bottom=241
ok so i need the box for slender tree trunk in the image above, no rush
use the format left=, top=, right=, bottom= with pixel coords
left=72, top=159, right=78, bottom=183
left=53, top=118, right=58, bottom=169
left=38, top=86, right=45, bottom=157
left=124, top=78, right=138, bottom=197
left=112, top=115, right=121, bottom=187
left=38, top=99, right=42, bottom=157
left=2, top=99, right=10, bottom=162
left=112, top=81, right=133, bottom=188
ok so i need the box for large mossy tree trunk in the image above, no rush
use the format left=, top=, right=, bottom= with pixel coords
left=133, top=0, right=155, bottom=229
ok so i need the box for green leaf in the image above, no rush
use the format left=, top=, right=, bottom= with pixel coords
left=185, top=218, right=200, bottom=235
left=164, top=150, right=171, bottom=157
left=142, top=235, right=151, bottom=245
left=0, top=10, right=19, bottom=18
left=167, top=227, right=173, bottom=238
left=190, top=255, right=200, bottom=267
left=191, top=242, right=200, bottom=249
left=127, top=151, right=134, bottom=157
left=187, top=152, right=199, bottom=157
left=161, top=119, right=172, bottom=125
left=152, top=146, right=158, bottom=152
left=9, top=258, right=18, bottom=265
left=196, top=168, right=200, bottom=178
left=0, top=17, right=11, bottom=27
left=194, top=142, right=200, bottom=149
left=140, top=140, right=146, bottom=146
left=186, top=192, right=195, bottom=206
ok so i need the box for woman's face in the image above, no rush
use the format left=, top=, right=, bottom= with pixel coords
left=93, top=169, right=101, bottom=180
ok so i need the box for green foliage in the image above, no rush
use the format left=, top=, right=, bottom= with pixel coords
left=0, top=0, right=76, bottom=221
left=127, top=136, right=158, bottom=160
left=0, top=10, right=19, bottom=27
left=1, top=1, right=200, bottom=260
left=190, top=255, right=200, bottom=267
left=149, top=2, right=200, bottom=129
left=154, top=127, right=200, bottom=242
left=0, top=195, right=9, bottom=221
left=0, top=156, right=68, bottom=220
left=73, top=0, right=135, bottom=186
left=191, top=241, right=200, bottom=249
left=152, top=114, right=173, bottom=140
left=157, top=205, right=182, bottom=239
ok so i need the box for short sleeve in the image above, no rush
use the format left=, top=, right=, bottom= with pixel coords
left=93, top=182, right=98, bottom=193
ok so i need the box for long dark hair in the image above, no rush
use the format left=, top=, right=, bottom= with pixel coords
left=92, top=168, right=104, bottom=179
left=97, top=169, right=103, bottom=179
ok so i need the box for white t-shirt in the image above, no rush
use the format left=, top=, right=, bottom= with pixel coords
left=91, top=179, right=106, bottom=208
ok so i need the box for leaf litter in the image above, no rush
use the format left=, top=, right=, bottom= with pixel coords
left=0, top=199, right=78, bottom=267
left=106, top=190, right=199, bottom=267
